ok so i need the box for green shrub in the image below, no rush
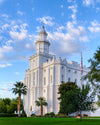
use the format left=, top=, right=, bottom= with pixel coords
left=49, top=112, right=55, bottom=117
left=22, top=110, right=27, bottom=117
left=83, top=114, right=88, bottom=117
left=0, top=113, right=17, bottom=117
left=36, top=115, right=44, bottom=117
left=77, top=114, right=81, bottom=116
left=31, top=113, right=36, bottom=117
left=44, top=112, right=55, bottom=117
left=44, top=113, right=50, bottom=117
left=55, top=113, right=68, bottom=118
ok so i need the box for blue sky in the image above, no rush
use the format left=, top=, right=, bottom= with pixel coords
left=0, top=0, right=100, bottom=98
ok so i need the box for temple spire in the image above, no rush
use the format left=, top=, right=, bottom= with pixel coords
left=39, top=24, right=47, bottom=36
left=35, top=25, right=50, bottom=54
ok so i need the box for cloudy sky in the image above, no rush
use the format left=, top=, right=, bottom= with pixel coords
left=0, top=0, right=100, bottom=98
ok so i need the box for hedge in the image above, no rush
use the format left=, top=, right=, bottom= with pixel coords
left=0, top=113, right=18, bottom=117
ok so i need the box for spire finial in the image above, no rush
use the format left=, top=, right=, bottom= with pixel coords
left=42, top=22, right=45, bottom=29
left=39, top=22, right=47, bottom=36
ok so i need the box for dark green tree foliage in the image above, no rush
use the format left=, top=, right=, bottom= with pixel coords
left=75, top=85, right=95, bottom=120
left=96, top=95, right=100, bottom=107
left=58, top=82, right=95, bottom=120
left=58, top=82, right=78, bottom=115
left=0, top=97, right=24, bottom=113
left=7, top=102, right=17, bottom=113
left=0, top=100, right=7, bottom=113
left=84, top=47, right=100, bottom=104
left=84, top=47, right=100, bottom=84
left=3, top=98, right=11, bottom=105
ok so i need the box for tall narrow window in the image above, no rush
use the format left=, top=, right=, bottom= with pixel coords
left=62, top=66, right=64, bottom=70
left=37, top=70, right=38, bottom=85
left=33, top=72, right=35, bottom=85
left=44, top=77, right=46, bottom=85
left=68, top=77, right=70, bottom=82
left=75, top=79, right=77, bottom=84
left=62, top=75, right=64, bottom=81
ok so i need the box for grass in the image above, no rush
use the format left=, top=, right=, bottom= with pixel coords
left=0, top=117, right=100, bottom=125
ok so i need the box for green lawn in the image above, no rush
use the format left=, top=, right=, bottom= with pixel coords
left=0, top=117, right=100, bottom=125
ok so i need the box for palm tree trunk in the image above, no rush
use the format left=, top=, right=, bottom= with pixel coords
left=18, top=93, right=21, bottom=117
left=40, top=105, right=43, bottom=116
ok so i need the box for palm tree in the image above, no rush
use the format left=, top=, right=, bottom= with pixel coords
left=12, top=81, right=27, bottom=117
left=35, top=97, right=48, bottom=116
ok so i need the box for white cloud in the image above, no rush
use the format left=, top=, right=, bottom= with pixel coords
left=0, top=12, right=91, bottom=62
left=0, top=45, right=13, bottom=61
left=9, top=23, right=28, bottom=41
left=88, top=20, right=100, bottom=33
left=2, top=24, right=10, bottom=30
left=48, top=22, right=88, bottom=55
left=10, top=30, right=27, bottom=41
left=83, top=0, right=94, bottom=6
left=96, top=7, right=99, bottom=12
left=17, top=11, right=24, bottom=16
left=2, top=14, right=9, bottom=18
left=36, top=16, right=54, bottom=26
left=0, top=81, right=15, bottom=98
left=61, top=5, right=63, bottom=8
left=0, top=20, right=36, bottom=62
left=57, top=26, right=65, bottom=32
left=68, top=4, right=77, bottom=24
left=79, top=36, right=89, bottom=42
left=0, top=46, right=13, bottom=53
left=0, top=63, right=12, bottom=68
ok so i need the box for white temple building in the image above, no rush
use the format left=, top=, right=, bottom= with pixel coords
left=23, top=25, right=91, bottom=116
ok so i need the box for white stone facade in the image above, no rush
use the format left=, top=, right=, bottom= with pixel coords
left=23, top=26, right=88, bottom=116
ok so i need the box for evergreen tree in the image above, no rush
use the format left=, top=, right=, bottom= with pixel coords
left=58, top=82, right=96, bottom=120
left=58, top=82, right=78, bottom=115
left=84, top=47, right=100, bottom=86
left=75, top=85, right=96, bottom=121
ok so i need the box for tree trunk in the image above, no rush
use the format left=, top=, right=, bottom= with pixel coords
left=80, top=111, right=82, bottom=121
left=40, top=105, right=43, bottom=116
left=18, top=93, right=21, bottom=117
